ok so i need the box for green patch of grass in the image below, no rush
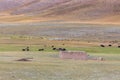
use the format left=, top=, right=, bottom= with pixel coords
left=67, top=46, right=120, bottom=54
left=0, top=45, right=23, bottom=51
left=0, top=44, right=119, bottom=54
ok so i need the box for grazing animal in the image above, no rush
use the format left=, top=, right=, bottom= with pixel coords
left=22, top=47, right=30, bottom=51
left=62, top=48, right=66, bottom=51
left=58, top=48, right=62, bottom=50
left=108, top=44, right=112, bottom=47
left=38, top=49, right=44, bottom=51
left=26, top=48, right=29, bottom=51
left=100, top=44, right=105, bottom=47
left=22, top=49, right=26, bottom=51
left=59, top=48, right=66, bottom=51
left=52, top=48, right=56, bottom=50
left=52, top=47, right=66, bottom=51
left=118, top=46, right=120, bottom=48
left=58, top=48, right=66, bottom=51
left=26, top=47, right=29, bottom=51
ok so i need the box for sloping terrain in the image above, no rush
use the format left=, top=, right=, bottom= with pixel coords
left=0, top=22, right=120, bottom=41
left=0, top=0, right=120, bottom=24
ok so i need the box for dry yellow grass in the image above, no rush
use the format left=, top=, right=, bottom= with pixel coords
left=0, top=37, right=100, bottom=47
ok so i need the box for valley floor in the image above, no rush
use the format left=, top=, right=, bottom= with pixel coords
left=0, top=12, right=120, bottom=79
left=0, top=52, right=119, bottom=80
left=0, top=34, right=119, bottom=80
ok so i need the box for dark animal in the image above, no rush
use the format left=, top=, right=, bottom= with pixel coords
left=100, top=44, right=105, bottom=47
left=62, top=48, right=66, bottom=51
left=22, top=47, right=30, bottom=51
left=108, top=44, right=112, bottom=47
left=118, top=46, right=120, bottom=48
left=52, top=48, right=56, bottom=50
left=26, top=48, right=29, bottom=51
left=58, top=48, right=66, bottom=51
left=58, top=48, right=62, bottom=50
left=53, top=47, right=66, bottom=51
left=22, top=49, right=26, bottom=51
left=38, top=49, right=44, bottom=51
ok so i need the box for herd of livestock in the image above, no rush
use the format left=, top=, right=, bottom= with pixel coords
left=22, top=46, right=67, bottom=51
left=22, top=43, right=120, bottom=52
left=100, top=44, right=120, bottom=48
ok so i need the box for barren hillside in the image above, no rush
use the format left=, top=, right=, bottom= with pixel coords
left=0, top=0, right=120, bottom=24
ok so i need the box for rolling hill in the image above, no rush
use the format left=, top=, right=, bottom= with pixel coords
left=0, top=0, right=120, bottom=24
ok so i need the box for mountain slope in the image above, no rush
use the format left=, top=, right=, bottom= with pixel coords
left=0, top=0, right=120, bottom=24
